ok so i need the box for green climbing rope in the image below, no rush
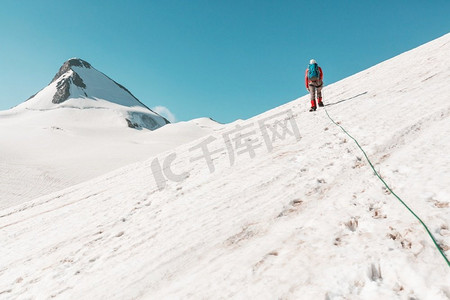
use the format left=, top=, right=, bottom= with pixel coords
left=324, top=107, right=450, bottom=268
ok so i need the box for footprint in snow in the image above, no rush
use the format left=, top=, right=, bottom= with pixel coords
left=344, top=217, right=359, bottom=232
left=276, top=199, right=303, bottom=218
left=372, top=208, right=386, bottom=219
left=368, top=263, right=382, bottom=282
left=252, top=250, right=279, bottom=273
left=333, top=237, right=342, bottom=246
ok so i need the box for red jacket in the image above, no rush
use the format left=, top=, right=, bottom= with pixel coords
left=305, top=66, right=323, bottom=89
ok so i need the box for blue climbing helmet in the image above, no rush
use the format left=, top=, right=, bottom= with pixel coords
left=307, top=59, right=319, bottom=80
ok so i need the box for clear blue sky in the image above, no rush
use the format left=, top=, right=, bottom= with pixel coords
left=1, top=1, right=449, bottom=123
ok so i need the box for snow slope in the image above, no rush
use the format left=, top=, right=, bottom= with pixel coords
left=1, top=34, right=449, bottom=299
left=0, top=111, right=220, bottom=209
left=0, top=58, right=221, bottom=208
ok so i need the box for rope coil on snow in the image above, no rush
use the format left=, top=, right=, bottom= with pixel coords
left=323, top=107, right=450, bottom=268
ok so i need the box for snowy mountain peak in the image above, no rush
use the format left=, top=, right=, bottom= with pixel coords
left=48, top=59, right=90, bottom=105
left=14, top=58, right=170, bottom=130
left=50, top=58, right=92, bottom=85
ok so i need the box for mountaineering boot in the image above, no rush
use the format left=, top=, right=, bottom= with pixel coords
left=309, top=99, right=316, bottom=111
left=318, top=97, right=324, bottom=107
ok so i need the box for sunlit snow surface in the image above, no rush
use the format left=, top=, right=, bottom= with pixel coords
left=0, top=59, right=221, bottom=207
left=0, top=34, right=449, bottom=299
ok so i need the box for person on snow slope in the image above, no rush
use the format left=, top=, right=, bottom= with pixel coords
left=305, top=59, right=324, bottom=111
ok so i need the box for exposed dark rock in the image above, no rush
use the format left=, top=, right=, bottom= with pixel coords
left=50, top=58, right=91, bottom=84
left=125, top=118, right=139, bottom=129
left=52, top=72, right=86, bottom=104
left=209, top=117, right=222, bottom=124
left=125, top=112, right=164, bottom=130
left=72, top=72, right=86, bottom=88
left=52, top=77, right=71, bottom=104
left=67, top=58, right=91, bottom=69
left=128, top=112, right=159, bottom=130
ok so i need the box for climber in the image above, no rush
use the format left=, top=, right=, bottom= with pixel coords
left=305, top=59, right=324, bottom=112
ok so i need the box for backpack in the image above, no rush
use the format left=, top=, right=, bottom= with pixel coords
left=307, top=63, right=320, bottom=80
